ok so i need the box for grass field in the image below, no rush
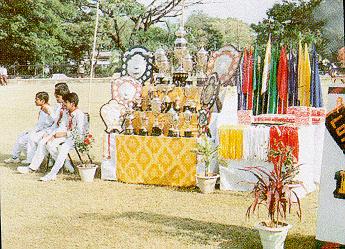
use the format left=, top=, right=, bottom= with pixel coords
left=0, top=81, right=319, bottom=249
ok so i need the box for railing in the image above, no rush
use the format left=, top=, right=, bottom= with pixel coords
left=6, top=63, right=120, bottom=79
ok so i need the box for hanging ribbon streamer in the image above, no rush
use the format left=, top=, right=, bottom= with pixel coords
left=108, top=133, right=111, bottom=159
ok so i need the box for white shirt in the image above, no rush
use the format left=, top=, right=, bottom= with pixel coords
left=65, top=109, right=88, bottom=140
left=34, top=106, right=55, bottom=132
left=49, top=103, right=66, bottom=133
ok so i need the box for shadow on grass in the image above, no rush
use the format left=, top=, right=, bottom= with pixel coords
left=77, top=211, right=318, bottom=248
left=285, top=234, right=316, bottom=249
left=0, top=153, right=21, bottom=171
left=78, top=211, right=261, bottom=248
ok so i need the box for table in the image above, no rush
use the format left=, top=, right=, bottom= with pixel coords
left=217, top=124, right=325, bottom=198
left=115, top=135, right=197, bottom=187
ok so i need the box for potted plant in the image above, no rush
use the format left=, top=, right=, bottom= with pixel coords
left=192, top=134, right=219, bottom=194
left=74, top=132, right=97, bottom=182
left=242, top=142, right=302, bottom=249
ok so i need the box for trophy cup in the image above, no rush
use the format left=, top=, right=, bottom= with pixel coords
left=151, top=93, right=162, bottom=136
left=133, top=99, right=142, bottom=111
left=124, top=108, right=135, bottom=135
left=190, top=100, right=197, bottom=113
left=183, top=109, right=193, bottom=137
left=168, top=112, right=180, bottom=137
left=196, top=47, right=208, bottom=86
left=183, top=84, right=194, bottom=112
left=161, top=83, right=175, bottom=113
left=154, top=48, right=167, bottom=84
left=139, top=112, right=148, bottom=136
left=161, top=89, right=172, bottom=113
left=173, top=96, right=181, bottom=113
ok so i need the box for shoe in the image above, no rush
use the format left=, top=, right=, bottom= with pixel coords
left=17, top=166, right=34, bottom=174
left=4, top=157, right=20, bottom=163
left=21, top=159, right=31, bottom=165
left=39, top=174, right=57, bottom=182
left=48, top=159, right=54, bottom=167
left=64, top=161, right=75, bottom=173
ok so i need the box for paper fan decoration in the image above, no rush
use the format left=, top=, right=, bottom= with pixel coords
left=198, top=107, right=211, bottom=128
left=207, top=45, right=241, bottom=86
left=99, top=99, right=126, bottom=133
left=111, top=76, right=142, bottom=106
left=201, top=72, right=220, bottom=110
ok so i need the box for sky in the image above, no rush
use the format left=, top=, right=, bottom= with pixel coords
left=138, top=0, right=283, bottom=24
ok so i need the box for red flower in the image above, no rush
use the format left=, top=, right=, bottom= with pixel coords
left=88, top=134, right=92, bottom=138
left=84, top=138, right=90, bottom=145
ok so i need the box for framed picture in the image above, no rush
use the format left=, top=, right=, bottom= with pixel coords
left=207, top=45, right=241, bottom=86
left=121, top=46, right=154, bottom=84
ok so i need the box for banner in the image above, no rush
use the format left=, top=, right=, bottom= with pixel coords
left=316, top=86, right=345, bottom=247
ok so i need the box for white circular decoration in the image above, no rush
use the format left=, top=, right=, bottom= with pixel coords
left=120, top=46, right=154, bottom=84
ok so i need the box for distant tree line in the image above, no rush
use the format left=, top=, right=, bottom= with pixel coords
left=0, top=0, right=342, bottom=77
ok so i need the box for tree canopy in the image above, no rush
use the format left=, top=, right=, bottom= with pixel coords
left=0, top=0, right=77, bottom=65
left=251, top=0, right=344, bottom=61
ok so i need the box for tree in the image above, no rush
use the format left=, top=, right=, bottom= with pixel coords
left=251, top=0, right=323, bottom=51
left=0, top=0, right=79, bottom=66
left=185, top=11, right=253, bottom=53
left=313, top=0, right=345, bottom=61
left=185, top=12, right=224, bottom=52
left=97, top=0, right=209, bottom=52
left=212, top=18, right=254, bottom=50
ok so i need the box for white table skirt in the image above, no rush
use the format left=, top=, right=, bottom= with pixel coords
left=218, top=124, right=325, bottom=198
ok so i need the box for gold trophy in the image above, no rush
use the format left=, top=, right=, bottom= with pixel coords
left=124, top=111, right=135, bottom=135
left=168, top=112, right=180, bottom=137
left=173, top=96, right=181, bottom=113
left=183, top=84, right=194, bottom=112
left=151, top=93, right=162, bottom=136
left=183, top=109, right=193, bottom=137
left=139, top=112, right=148, bottom=136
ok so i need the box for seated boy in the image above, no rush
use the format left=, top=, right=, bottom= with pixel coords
left=17, top=83, right=74, bottom=173
left=4, top=92, right=54, bottom=163
left=18, top=92, right=87, bottom=181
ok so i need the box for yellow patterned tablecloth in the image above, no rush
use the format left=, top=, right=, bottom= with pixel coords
left=116, top=135, right=197, bottom=187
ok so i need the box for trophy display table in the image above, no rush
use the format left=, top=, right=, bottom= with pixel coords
left=115, top=135, right=197, bottom=187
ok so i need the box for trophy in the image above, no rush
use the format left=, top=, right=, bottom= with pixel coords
left=161, top=84, right=175, bottom=113
left=133, top=99, right=142, bottom=111
left=183, top=109, right=193, bottom=137
left=190, top=100, right=197, bottom=113
left=183, top=84, right=195, bottom=112
left=139, top=112, right=148, bottom=136
left=151, top=93, right=162, bottom=136
left=196, top=47, right=208, bottom=86
left=168, top=112, right=180, bottom=137
left=161, top=91, right=172, bottom=113
left=154, top=48, right=167, bottom=84
left=124, top=104, right=135, bottom=135
left=173, top=96, right=181, bottom=113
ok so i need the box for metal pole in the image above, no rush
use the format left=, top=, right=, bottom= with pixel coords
left=88, top=0, right=100, bottom=121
